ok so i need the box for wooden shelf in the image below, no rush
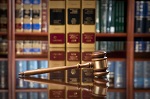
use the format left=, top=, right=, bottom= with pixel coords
left=108, top=88, right=126, bottom=92
left=108, top=58, right=126, bottom=61
left=134, top=33, right=150, bottom=38
left=0, top=89, right=8, bottom=92
left=107, top=51, right=126, bottom=58
left=134, top=88, right=150, bottom=92
left=0, top=58, right=8, bottom=61
left=15, top=54, right=48, bottom=59
left=15, top=33, right=48, bottom=40
left=0, top=32, right=7, bottom=36
left=15, top=88, right=48, bottom=92
left=134, top=52, right=150, bottom=59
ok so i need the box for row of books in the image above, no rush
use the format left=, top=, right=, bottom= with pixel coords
left=0, top=92, right=8, bottom=99
left=134, top=1, right=150, bottom=33
left=96, top=0, right=126, bottom=33
left=0, top=37, right=7, bottom=55
left=16, top=92, right=48, bottom=99
left=0, top=60, right=8, bottom=89
left=15, top=0, right=48, bottom=32
left=134, top=61, right=150, bottom=88
left=16, top=60, right=48, bottom=88
left=0, top=1, right=7, bottom=32
left=134, top=40, right=150, bottom=52
left=16, top=40, right=48, bottom=55
left=96, top=41, right=126, bottom=52
left=135, top=92, right=150, bottom=99
left=107, top=92, right=126, bottom=99
left=107, top=61, right=126, bottom=88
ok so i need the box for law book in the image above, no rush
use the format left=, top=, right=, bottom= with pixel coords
left=23, top=0, right=32, bottom=32
left=143, top=61, right=150, bottom=88
left=0, top=39, right=8, bottom=54
left=107, top=92, right=115, bottom=99
left=134, top=61, right=144, bottom=88
left=0, top=92, right=8, bottom=99
left=66, top=47, right=80, bottom=84
left=16, top=92, right=27, bottom=99
left=145, top=92, right=150, bottom=99
left=96, top=0, right=100, bottom=33
left=38, top=60, right=48, bottom=88
left=0, top=1, right=7, bottom=32
left=107, top=61, right=115, bottom=88
left=81, top=48, right=94, bottom=85
left=15, top=0, right=23, bottom=32
left=145, top=1, right=150, bottom=33
left=81, top=89, right=91, bottom=99
left=134, top=39, right=146, bottom=52
left=114, top=61, right=126, bottom=88
left=16, top=60, right=27, bottom=88
left=66, top=0, right=81, bottom=48
left=115, top=92, right=126, bottom=99
left=145, top=41, right=150, bottom=52
left=134, top=92, right=145, bottom=99
left=16, top=40, right=24, bottom=54
left=134, top=1, right=146, bottom=33
left=49, top=85, right=66, bottom=99
left=23, top=40, right=32, bottom=54
left=27, top=60, right=39, bottom=88
left=41, top=0, right=48, bottom=32
left=0, top=60, right=8, bottom=89
left=49, top=0, right=66, bottom=48
left=100, top=0, right=108, bottom=33
left=81, top=0, right=96, bottom=49
left=107, top=0, right=115, bottom=33
left=66, top=86, right=81, bottom=99
left=32, top=0, right=41, bottom=32
left=49, top=47, right=66, bottom=82
left=41, top=40, right=48, bottom=54
left=28, top=92, right=38, bottom=99
left=32, top=40, right=41, bottom=54
left=115, top=1, right=119, bottom=33
left=38, top=92, right=48, bottom=99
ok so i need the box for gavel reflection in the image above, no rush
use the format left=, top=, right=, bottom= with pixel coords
left=19, top=76, right=109, bottom=99
left=19, top=50, right=108, bottom=78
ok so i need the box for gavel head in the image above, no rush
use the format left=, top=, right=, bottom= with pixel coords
left=91, top=50, right=108, bottom=77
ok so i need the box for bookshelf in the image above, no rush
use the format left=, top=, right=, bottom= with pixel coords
left=1, top=0, right=148, bottom=99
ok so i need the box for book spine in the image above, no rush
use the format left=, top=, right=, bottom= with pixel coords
left=121, top=1, right=125, bottom=32
left=144, top=61, right=150, bottom=88
left=23, top=40, right=32, bottom=54
left=23, top=0, right=32, bottom=32
left=16, top=40, right=24, bottom=54
left=0, top=2, right=7, bottom=32
left=38, top=60, right=48, bottom=88
left=38, top=92, right=48, bottom=99
left=145, top=1, right=150, bottom=33
left=145, top=41, right=150, bottom=52
left=145, top=92, right=150, bottom=99
left=27, top=92, right=38, bottom=99
left=27, top=60, right=39, bottom=88
left=81, top=0, right=96, bottom=49
left=0, top=39, right=8, bottom=54
left=41, top=0, right=48, bottom=32
left=134, top=61, right=144, bottom=88
left=108, top=61, right=115, bottom=88
left=66, top=47, right=80, bottom=84
left=41, top=40, right=48, bottom=54
left=16, top=92, right=27, bottom=99
left=49, top=0, right=66, bottom=47
left=49, top=88, right=65, bottom=99
left=100, top=0, right=108, bottom=33
left=96, top=0, right=100, bottom=33
left=66, top=86, right=81, bottom=99
left=115, top=92, right=126, bottom=99
left=32, top=0, right=41, bottom=32
left=134, top=1, right=146, bottom=33
left=15, top=0, right=23, bottom=32
left=66, top=0, right=81, bottom=48
left=32, top=40, right=41, bottom=54
left=0, top=60, right=8, bottom=89
left=49, top=47, right=66, bottom=82
left=134, top=92, right=145, bottom=99
left=81, top=89, right=91, bottom=99
left=115, top=1, right=119, bottom=33
left=114, top=61, right=126, bottom=88
left=16, top=60, right=27, bottom=88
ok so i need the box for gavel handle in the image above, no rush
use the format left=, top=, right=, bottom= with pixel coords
left=19, top=62, right=93, bottom=76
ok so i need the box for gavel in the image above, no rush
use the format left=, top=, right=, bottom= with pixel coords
left=19, top=76, right=109, bottom=98
left=19, top=50, right=108, bottom=78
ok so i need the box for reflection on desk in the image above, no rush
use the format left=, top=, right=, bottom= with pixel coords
left=18, top=76, right=109, bottom=99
